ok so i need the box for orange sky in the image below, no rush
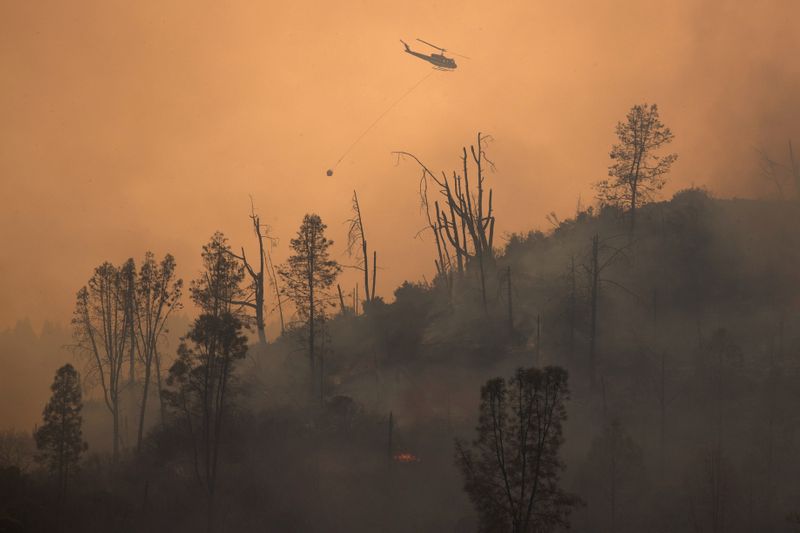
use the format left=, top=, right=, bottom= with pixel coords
left=2, top=0, right=799, bottom=331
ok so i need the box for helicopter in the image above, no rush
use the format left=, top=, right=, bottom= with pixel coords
left=400, top=38, right=468, bottom=70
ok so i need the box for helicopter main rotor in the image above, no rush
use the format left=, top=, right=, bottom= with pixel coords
left=416, top=38, right=470, bottom=59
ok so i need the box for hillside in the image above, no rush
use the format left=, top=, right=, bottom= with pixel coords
left=3, top=190, right=800, bottom=532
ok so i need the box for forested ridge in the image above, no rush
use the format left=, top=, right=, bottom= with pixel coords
left=3, top=110, right=800, bottom=532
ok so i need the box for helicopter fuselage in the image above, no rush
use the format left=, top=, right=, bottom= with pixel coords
left=403, top=47, right=457, bottom=70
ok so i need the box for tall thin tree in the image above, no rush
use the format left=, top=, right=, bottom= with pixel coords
left=347, top=190, right=378, bottom=306
left=279, top=214, right=341, bottom=399
left=72, top=261, right=133, bottom=462
left=134, top=252, right=182, bottom=452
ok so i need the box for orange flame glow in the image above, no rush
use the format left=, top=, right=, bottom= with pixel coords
left=393, top=452, right=420, bottom=463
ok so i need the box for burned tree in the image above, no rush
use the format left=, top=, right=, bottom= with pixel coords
left=224, top=203, right=272, bottom=345
left=265, top=235, right=286, bottom=336
left=757, top=140, right=800, bottom=200
left=455, top=366, right=578, bottom=532
left=347, top=190, right=378, bottom=306
left=394, top=132, right=496, bottom=309
left=595, top=104, right=677, bottom=233
left=582, top=234, right=636, bottom=388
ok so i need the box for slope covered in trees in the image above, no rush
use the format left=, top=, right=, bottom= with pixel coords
left=3, top=104, right=800, bottom=532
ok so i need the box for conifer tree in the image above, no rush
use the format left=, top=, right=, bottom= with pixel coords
left=279, top=214, right=341, bottom=397
left=34, top=364, right=86, bottom=502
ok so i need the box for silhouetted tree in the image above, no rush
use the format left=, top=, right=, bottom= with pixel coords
left=347, top=190, right=378, bottom=305
left=190, top=232, right=246, bottom=319
left=165, top=313, right=247, bottom=532
left=34, top=364, right=86, bottom=502
left=595, top=104, right=677, bottom=232
left=225, top=202, right=273, bottom=345
left=279, top=214, right=341, bottom=398
left=165, top=233, right=249, bottom=533
left=394, top=133, right=496, bottom=308
left=455, top=366, right=579, bottom=532
left=122, top=258, right=137, bottom=386
left=72, top=261, right=134, bottom=462
left=265, top=229, right=286, bottom=336
left=134, top=252, right=182, bottom=451
left=582, top=233, right=636, bottom=389
left=757, top=139, right=800, bottom=199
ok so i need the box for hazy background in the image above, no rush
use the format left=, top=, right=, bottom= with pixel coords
left=2, top=0, right=799, bottom=331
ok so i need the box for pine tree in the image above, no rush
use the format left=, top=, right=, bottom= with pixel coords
left=279, top=214, right=341, bottom=398
left=34, top=364, right=86, bottom=502
left=595, top=103, right=677, bottom=233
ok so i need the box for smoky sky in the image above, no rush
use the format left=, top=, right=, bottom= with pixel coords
left=1, top=0, right=799, bottom=329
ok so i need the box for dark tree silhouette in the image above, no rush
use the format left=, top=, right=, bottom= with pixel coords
left=224, top=202, right=274, bottom=345
left=347, top=190, right=377, bottom=306
left=122, top=258, right=137, bottom=386
left=165, top=313, right=248, bottom=533
left=34, top=364, right=86, bottom=502
left=190, top=232, right=246, bottom=319
left=394, top=133, right=496, bottom=309
left=134, top=252, right=182, bottom=451
left=595, top=104, right=677, bottom=232
left=279, top=214, right=341, bottom=399
left=165, top=233, right=249, bottom=533
left=72, top=261, right=134, bottom=462
left=455, top=366, right=579, bottom=533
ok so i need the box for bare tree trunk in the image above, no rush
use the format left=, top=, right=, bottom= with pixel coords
left=610, top=421, right=618, bottom=533
left=228, top=204, right=269, bottom=345
left=136, top=353, right=152, bottom=453
left=362, top=237, right=370, bottom=303
left=506, top=265, right=513, bottom=336
left=569, top=256, right=576, bottom=361
left=658, top=350, right=666, bottom=483
left=371, top=250, right=377, bottom=302
left=154, top=350, right=166, bottom=426
left=112, top=393, right=120, bottom=463
left=350, top=191, right=377, bottom=306
left=387, top=411, right=394, bottom=463
left=319, top=316, right=326, bottom=407
left=589, top=235, right=600, bottom=389
left=789, top=140, right=799, bottom=196
left=337, top=284, right=346, bottom=315
left=309, top=272, right=315, bottom=398
left=266, top=242, right=285, bottom=335
left=129, top=328, right=136, bottom=385
left=477, top=245, right=488, bottom=315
